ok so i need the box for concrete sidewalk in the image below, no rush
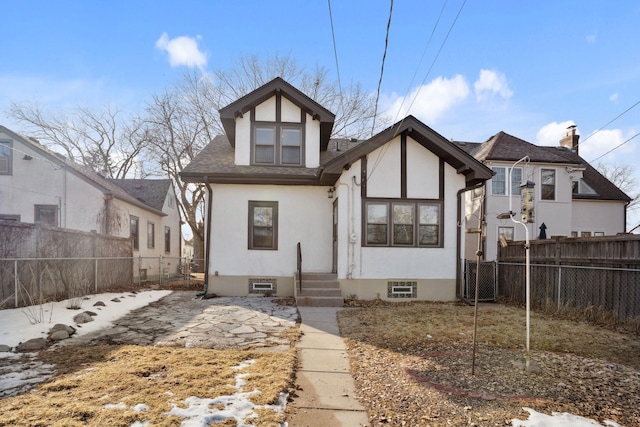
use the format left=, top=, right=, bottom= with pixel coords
left=287, top=307, right=370, bottom=427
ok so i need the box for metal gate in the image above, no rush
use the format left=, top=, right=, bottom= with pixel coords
left=462, top=260, right=496, bottom=303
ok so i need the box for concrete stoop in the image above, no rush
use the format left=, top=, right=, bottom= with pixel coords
left=295, top=273, right=344, bottom=307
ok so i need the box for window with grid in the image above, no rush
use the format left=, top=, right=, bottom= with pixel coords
left=249, top=201, right=278, bottom=250
left=491, top=167, right=522, bottom=195
left=35, top=205, right=57, bottom=226
left=147, top=222, right=155, bottom=249
left=130, top=216, right=139, bottom=250
left=498, top=226, right=514, bottom=241
left=365, top=200, right=442, bottom=247
left=0, top=141, right=12, bottom=175
left=253, top=124, right=302, bottom=166
left=541, top=169, right=556, bottom=200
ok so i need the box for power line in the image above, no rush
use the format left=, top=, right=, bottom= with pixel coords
left=327, top=0, right=344, bottom=120
left=371, top=0, right=394, bottom=136
left=588, top=131, right=640, bottom=164
left=393, top=0, right=467, bottom=138
left=392, top=0, right=448, bottom=124
left=578, top=98, right=640, bottom=148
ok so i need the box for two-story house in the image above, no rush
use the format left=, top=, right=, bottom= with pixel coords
left=457, top=129, right=631, bottom=261
left=180, top=77, right=493, bottom=304
left=0, top=125, right=182, bottom=280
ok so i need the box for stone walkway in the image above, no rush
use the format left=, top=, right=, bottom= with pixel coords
left=63, top=291, right=299, bottom=350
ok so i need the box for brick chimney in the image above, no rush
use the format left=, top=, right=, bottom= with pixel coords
left=559, top=125, right=580, bottom=154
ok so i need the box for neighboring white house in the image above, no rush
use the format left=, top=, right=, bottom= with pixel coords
left=180, top=77, right=493, bottom=303
left=456, top=129, right=631, bottom=261
left=0, top=125, right=182, bottom=279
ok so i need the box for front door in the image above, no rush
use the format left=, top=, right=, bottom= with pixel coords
left=332, top=198, right=338, bottom=273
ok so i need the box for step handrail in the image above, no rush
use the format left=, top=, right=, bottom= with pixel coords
left=297, top=242, right=302, bottom=292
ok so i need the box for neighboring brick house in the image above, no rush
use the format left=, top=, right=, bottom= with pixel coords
left=180, top=77, right=493, bottom=304
left=456, top=129, right=632, bottom=261
left=0, top=125, right=182, bottom=279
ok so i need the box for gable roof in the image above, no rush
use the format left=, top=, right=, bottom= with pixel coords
left=0, top=125, right=167, bottom=216
left=320, top=116, right=494, bottom=186
left=108, top=179, right=173, bottom=211
left=453, top=131, right=631, bottom=203
left=218, top=77, right=336, bottom=150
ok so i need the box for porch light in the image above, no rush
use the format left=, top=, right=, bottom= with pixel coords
left=327, top=187, right=335, bottom=199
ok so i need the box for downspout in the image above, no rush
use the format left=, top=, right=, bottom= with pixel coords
left=203, top=181, right=213, bottom=296
left=457, top=182, right=485, bottom=299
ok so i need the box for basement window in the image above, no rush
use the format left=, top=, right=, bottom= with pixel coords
left=387, top=281, right=417, bottom=298
left=249, top=278, right=277, bottom=294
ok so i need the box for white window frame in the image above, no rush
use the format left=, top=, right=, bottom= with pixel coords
left=541, top=168, right=556, bottom=201
left=491, top=167, right=522, bottom=196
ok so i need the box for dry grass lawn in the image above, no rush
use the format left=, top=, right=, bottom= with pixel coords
left=338, top=302, right=640, bottom=426
left=0, top=345, right=296, bottom=426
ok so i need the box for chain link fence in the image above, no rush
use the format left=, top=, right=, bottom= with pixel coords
left=498, top=262, right=640, bottom=323
left=459, top=260, right=497, bottom=303
left=0, top=256, right=205, bottom=309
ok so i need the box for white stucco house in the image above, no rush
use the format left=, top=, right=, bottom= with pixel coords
left=180, top=77, right=493, bottom=304
left=0, top=125, right=182, bottom=279
left=456, top=129, right=632, bottom=261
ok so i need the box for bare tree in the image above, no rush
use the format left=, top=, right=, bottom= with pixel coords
left=9, top=101, right=149, bottom=179
left=597, top=161, right=640, bottom=228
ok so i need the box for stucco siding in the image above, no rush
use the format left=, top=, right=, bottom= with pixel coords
left=571, top=200, right=626, bottom=235
left=406, top=136, right=440, bottom=199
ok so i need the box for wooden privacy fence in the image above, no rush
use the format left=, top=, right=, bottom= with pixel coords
left=0, top=222, right=132, bottom=308
left=497, top=235, right=640, bottom=322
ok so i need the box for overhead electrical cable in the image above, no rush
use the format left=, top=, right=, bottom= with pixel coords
left=392, top=0, right=468, bottom=138
left=391, top=0, right=448, bottom=124
left=371, top=0, right=394, bottom=136
left=327, top=0, right=345, bottom=125
left=577, top=98, right=640, bottom=148
left=588, top=131, right=640, bottom=164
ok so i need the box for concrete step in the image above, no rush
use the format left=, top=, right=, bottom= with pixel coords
left=299, top=273, right=337, bottom=281
left=296, top=280, right=341, bottom=289
left=296, top=296, right=344, bottom=307
left=297, top=288, right=343, bottom=297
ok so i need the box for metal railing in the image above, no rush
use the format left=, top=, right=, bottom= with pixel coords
left=296, top=242, right=302, bottom=293
left=498, top=262, right=640, bottom=322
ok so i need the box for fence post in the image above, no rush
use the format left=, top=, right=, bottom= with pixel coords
left=95, top=258, right=98, bottom=293
left=557, top=266, right=562, bottom=309
left=14, top=260, right=18, bottom=308
left=159, top=255, right=163, bottom=286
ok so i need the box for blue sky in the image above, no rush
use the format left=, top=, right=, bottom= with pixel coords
left=2, top=1, right=639, bottom=223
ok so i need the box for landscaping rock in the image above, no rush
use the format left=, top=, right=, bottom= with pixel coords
left=16, top=338, right=47, bottom=352
left=49, top=324, right=76, bottom=335
left=0, top=344, right=11, bottom=352
left=111, top=298, right=121, bottom=303
left=93, top=301, right=106, bottom=307
left=73, top=312, right=95, bottom=324
left=48, top=330, right=70, bottom=341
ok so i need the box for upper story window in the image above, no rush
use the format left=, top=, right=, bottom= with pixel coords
left=541, top=168, right=556, bottom=200
left=253, top=124, right=303, bottom=166
left=130, top=216, right=139, bottom=250
left=364, top=199, right=442, bottom=247
left=0, top=141, right=12, bottom=175
left=491, top=167, right=522, bottom=196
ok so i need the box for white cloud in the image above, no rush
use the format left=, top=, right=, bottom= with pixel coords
left=609, top=92, right=619, bottom=102
left=474, top=69, right=513, bottom=103
left=155, top=33, right=207, bottom=69
left=535, top=121, right=577, bottom=146
left=382, top=75, right=469, bottom=124
left=578, top=128, right=635, bottom=161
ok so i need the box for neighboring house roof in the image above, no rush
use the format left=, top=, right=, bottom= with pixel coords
left=109, top=179, right=173, bottom=211
left=219, top=77, right=336, bottom=150
left=181, top=116, right=494, bottom=187
left=0, top=125, right=167, bottom=216
left=453, top=131, right=631, bottom=203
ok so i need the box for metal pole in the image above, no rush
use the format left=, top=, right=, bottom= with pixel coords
left=557, top=266, right=562, bottom=309
left=14, top=260, right=18, bottom=308
left=94, top=258, right=98, bottom=293
left=472, top=189, right=484, bottom=375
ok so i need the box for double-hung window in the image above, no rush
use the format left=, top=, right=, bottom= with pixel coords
left=541, top=169, right=556, bottom=200
left=365, top=200, right=442, bottom=247
left=491, top=167, right=522, bottom=195
left=253, top=124, right=302, bottom=166
left=34, top=205, right=57, bottom=226
left=164, top=226, right=171, bottom=253
left=0, top=141, right=12, bottom=175
left=130, top=216, right=139, bottom=250
left=147, top=222, right=155, bottom=249
left=248, top=201, right=278, bottom=250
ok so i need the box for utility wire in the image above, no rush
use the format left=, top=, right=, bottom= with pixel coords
left=588, top=131, right=640, bottom=164
left=392, top=0, right=448, bottom=124
left=393, top=0, right=467, bottom=138
left=371, top=0, right=394, bottom=136
left=577, top=98, right=640, bottom=148
left=327, top=0, right=344, bottom=122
